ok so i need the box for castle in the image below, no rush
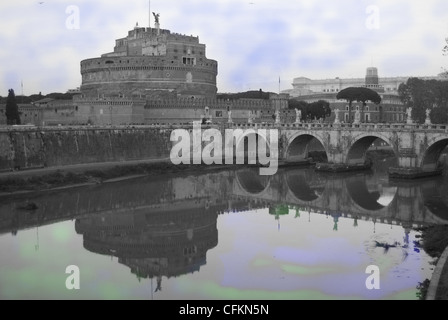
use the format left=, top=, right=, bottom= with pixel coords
left=80, top=22, right=218, bottom=99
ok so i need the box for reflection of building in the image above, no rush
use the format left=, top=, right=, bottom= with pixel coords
left=282, top=67, right=446, bottom=123
left=75, top=205, right=219, bottom=281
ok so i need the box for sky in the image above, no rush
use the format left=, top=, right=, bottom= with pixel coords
left=1, top=0, right=448, bottom=96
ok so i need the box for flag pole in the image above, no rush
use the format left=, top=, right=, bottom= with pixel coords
left=278, top=76, right=280, bottom=95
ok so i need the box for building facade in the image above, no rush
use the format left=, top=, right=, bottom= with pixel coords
left=280, top=67, right=442, bottom=124
left=283, top=67, right=445, bottom=97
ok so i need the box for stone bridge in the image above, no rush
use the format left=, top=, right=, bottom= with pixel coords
left=226, top=121, right=448, bottom=178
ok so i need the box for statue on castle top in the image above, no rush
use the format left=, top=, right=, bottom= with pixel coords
left=153, top=12, right=160, bottom=24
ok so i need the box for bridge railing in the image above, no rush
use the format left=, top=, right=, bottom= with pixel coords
left=225, top=122, right=448, bottom=133
left=1, top=122, right=447, bottom=133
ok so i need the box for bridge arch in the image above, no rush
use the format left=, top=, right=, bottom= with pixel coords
left=346, top=133, right=398, bottom=165
left=286, top=132, right=328, bottom=162
left=234, top=129, right=271, bottom=164
left=420, top=137, right=448, bottom=171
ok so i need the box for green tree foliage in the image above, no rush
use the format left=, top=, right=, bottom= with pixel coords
left=216, top=89, right=274, bottom=100
left=398, top=78, right=448, bottom=124
left=336, top=87, right=382, bottom=123
left=0, top=91, right=74, bottom=104
left=288, top=99, right=331, bottom=121
left=5, top=89, right=21, bottom=125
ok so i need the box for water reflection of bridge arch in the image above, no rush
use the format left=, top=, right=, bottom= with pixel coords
left=344, top=173, right=398, bottom=213
left=231, top=168, right=448, bottom=226
left=235, top=168, right=271, bottom=197
left=284, top=169, right=327, bottom=204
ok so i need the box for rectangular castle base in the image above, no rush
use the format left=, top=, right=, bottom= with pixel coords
left=314, top=162, right=372, bottom=173
left=388, top=167, right=443, bottom=179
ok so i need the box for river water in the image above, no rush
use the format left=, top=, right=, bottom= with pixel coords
left=0, top=160, right=447, bottom=300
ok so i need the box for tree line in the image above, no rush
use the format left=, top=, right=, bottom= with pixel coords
left=287, top=99, right=332, bottom=121
left=398, top=78, right=448, bottom=124
left=1, top=89, right=78, bottom=125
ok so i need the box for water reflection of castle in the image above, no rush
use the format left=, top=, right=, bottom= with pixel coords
left=1, top=167, right=447, bottom=285
left=75, top=205, right=219, bottom=282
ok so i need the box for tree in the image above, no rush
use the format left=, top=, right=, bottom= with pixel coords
left=288, top=99, right=331, bottom=121
left=288, top=99, right=308, bottom=115
left=398, top=78, right=448, bottom=124
left=336, top=87, right=382, bottom=123
left=309, top=100, right=331, bottom=120
left=5, top=89, right=21, bottom=125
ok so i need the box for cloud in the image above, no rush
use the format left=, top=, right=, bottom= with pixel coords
left=1, top=0, right=448, bottom=95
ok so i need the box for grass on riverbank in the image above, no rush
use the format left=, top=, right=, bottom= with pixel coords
left=0, top=162, right=213, bottom=194
left=415, top=224, right=448, bottom=300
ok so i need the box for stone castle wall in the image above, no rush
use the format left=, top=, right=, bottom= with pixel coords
left=144, top=96, right=290, bottom=124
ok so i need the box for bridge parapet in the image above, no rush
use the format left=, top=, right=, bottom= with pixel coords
left=226, top=122, right=448, bottom=133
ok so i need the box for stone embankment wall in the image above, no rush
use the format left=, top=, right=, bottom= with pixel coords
left=0, top=127, right=173, bottom=171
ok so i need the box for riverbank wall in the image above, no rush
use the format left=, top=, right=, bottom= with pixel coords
left=0, top=126, right=173, bottom=172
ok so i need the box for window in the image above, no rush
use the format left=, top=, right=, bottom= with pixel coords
left=183, top=57, right=196, bottom=65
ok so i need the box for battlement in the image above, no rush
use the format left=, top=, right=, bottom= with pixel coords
left=145, top=97, right=277, bottom=110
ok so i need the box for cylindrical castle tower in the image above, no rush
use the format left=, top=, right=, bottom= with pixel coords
left=80, top=24, right=218, bottom=99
